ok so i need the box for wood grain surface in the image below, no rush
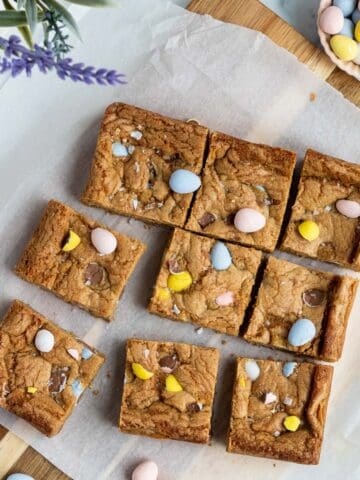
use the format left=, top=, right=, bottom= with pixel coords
left=1, top=0, right=359, bottom=479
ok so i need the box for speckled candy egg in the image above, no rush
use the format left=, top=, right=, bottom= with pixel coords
left=340, top=18, right=355, bottom=37
left=234, top=208, right=266, bottom=233
left=169, top=169, right=201, bottom=194
left=7, top=475, right=34, bottom=480
left=287, top=318, right=316, bottom=347
left=211, top=241, right=232, bottom=270
left=334, top=0, right=357, bottom=17
left=336, top=199, right=360, bottom=217
left=34, top=329, right=55, bottom=353
left=91, top=228, right=117, bottom=255
left=319, top=6, right=344, bottom=34
left=132, top=461, right=158, bottom=480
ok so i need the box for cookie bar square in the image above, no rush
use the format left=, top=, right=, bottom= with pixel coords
left=281, top=149, right=360, bottom=270
left=0, top=300, right=104, bottom=436
left=119, top=338, right=219, bottom=444
left=148, top=228, right=262, bottom=335
left=15, top=199, right=146, bottom=320
left=243, top=256, right=357, bottom=361
left=227, top=357, right=333, bottom=464
left=81, top=103, right=209, bottom=227
left=185, top=132, right=296, bottom=252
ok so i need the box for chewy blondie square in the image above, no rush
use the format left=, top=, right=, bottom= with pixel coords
left=243, top=256, right=357, bottom=361
left=15, top=200, right=146, bottom=320
left=0, top=300, right=104, bottom=436
left=281, top=149, right=360, bottom=270
left=148, top=228, right=262, bottom=335
left=227, top=357, right=333, bottom=464
left=119, top=338, right=219, bottom=444
left=185, top=132, right=297, bottom=252
left=81, top=103, right=209, bottom=227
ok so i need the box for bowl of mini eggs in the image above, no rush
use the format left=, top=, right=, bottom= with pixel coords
left=318, top=0, right=360, bottom=80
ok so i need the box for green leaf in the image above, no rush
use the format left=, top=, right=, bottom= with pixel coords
left=18, top=25, right=34, bottom=48
left=64, top=0, right=120, bottom=7
left=17, top=0, right=26, bottom=9
left=25, top=0, right=37, bottom=33
left=43, top=0, right=82, bottom=40
left=0, top=10, right=31, bottom=26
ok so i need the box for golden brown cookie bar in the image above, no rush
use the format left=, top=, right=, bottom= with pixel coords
left=281, top=149, right=360, bottom=270
left=185, top=132, right=296, bottom=252
left=81, top=103, right=209, bottom=227
left=119, top=338, right=219, bottom=444
left=243, top=256, right=357, bottom=361
left=227, top=357, right=333, bottom=464
left=148, top=228, right=262, bottom=335
left=15, top=199, right=146, bottom=320
left=0, top=300, right=104, bottom=436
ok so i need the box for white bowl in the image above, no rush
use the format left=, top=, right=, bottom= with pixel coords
left=318, top=0, right=360, bottom=80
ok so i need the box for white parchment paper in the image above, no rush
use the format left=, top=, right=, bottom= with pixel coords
left=0, top=1, right=360, bottom=479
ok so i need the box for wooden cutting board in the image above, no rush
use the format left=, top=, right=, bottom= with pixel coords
left=1, top=1, right=359, bottom=479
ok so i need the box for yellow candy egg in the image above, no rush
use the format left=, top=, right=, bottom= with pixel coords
left=62, top=230, right=81, bottom=252
left=165, top=374, right=183, bottom=392
left=157, top=287, right=171, bottom=301
left=298, top=220, right=320, bottom=241
left=330, top=35, right=358, bottom=61
left=355, top=21, right=360, bottom=42
left=132, top=362, right=154, bottom=380
left=26, top=386, right=37, bottom=394
left=167, top=271, right=192, bottom=292
left=283, top=415, right=301, bottom=432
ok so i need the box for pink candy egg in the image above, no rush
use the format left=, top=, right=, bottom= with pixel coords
left=91, top=228, right=117, bottom=255
left=336, top=199, right=360, bottom=218
left=215, top=291, right=234, bottom=306
left=132, top=461, right=158, bottom=480
left=319, top=6, right=344, bottom=35
left=234, top=208, right=266, bottom=233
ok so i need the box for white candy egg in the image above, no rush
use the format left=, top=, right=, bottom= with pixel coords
left=336, top=199, right=360, bottom=218
left=91, top=228, right=117, bottom=255
left=234, top=208, right=266, bottom=233
left=132, top=461, right=158, bottom=480
left=34, top=329, right=55, bottom=353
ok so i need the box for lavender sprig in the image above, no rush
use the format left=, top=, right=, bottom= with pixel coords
left=0, top=35, right=126, bottom=85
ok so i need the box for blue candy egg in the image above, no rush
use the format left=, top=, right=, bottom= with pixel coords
left=211, top=241, right=232, bottom=270
left=71, top=379, right=84, bottom=398
left=287, top=318, right=316, bottom=347
left=7, top=475, right=34, bottom=480
left=282, top=362, right=297, bottom=378
left=334, top=0, right=357, bottom=17
left=81, top=347, right=93, bottom=360
left=169, top=169, right=201, bottom=194
left=340, top=17, right=355, bottom=37
left=112, top=142, right=128, bottom=157
left=352, top=8, right=360, bottom=23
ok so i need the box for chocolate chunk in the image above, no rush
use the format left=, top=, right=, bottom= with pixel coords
left=198, top=212, right=216, bottom=228
left=168, top=258, right=181, bottom=274
left=84, top=263, right=105, bottom=286
left=154, top=148, right=163, bottom=156
left=302, top=289, right=326, bottom=308
left=159, top=354, right=178, bottom=373
left=225, top=213, right=235, bottom=225
left=186, top=402, right=201, bottom=413
left=264, top=197, right=281, bottom=206
left=169, top=152, right=182, bottom=162
left=49, top=367, right=68, bottom=395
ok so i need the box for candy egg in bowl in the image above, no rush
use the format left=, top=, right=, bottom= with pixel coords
left=318, top=0, right=360, bottom=80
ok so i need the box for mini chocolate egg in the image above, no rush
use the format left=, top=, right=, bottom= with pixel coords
left=132, top=461, right=158, bottom=480
left=34, top=329, right=55, bottom=353
left=336, top=199, right=360, bottom=218
left=352, top=8, right=360, bottom=24
left=282, top=362, right=297, bottom=377
left=334, top=0, right=357, bottom=17
left=211, top=241, right=232, bottom=270
left=245, top=359, right=260, bottom=381
left=287, top=319, right=316, bottom=347
left=340, top=18, right=355, bottom=37
left=215, top=291, right=234, bottom=306
left=319, top=6, right=344, bottom=34
left=169, top=169, right=201, bottom=194
left=234, top=208, right=266, bottom=233
left=7, top=475, right=34, bottom=480
left=355, top=19, right=360, bottom=40
left=91, top=228, right=117, bottom=255
left=330, top=35, right=358, bottom=60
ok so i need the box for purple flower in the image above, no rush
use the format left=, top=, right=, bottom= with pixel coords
left=0, top=35, right=126, bottom=86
